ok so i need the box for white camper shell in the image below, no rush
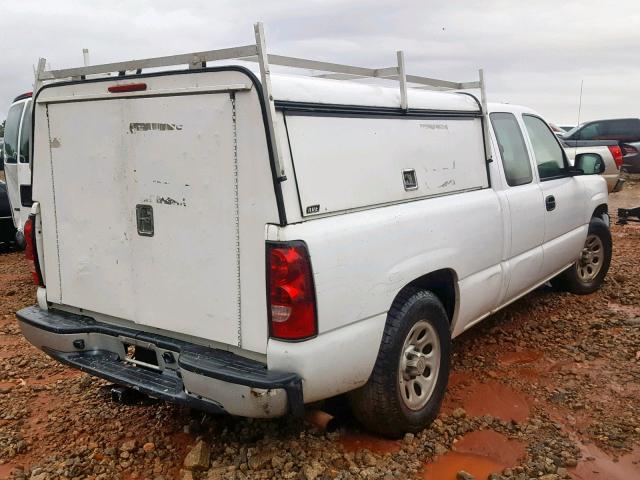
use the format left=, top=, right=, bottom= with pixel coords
left=18, top=24, right=611, bottom=436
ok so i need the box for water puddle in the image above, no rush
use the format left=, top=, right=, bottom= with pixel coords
left=421, top=430, right=526, bottom=480
left=23, top=371, right=81, bottom=386
left=422, top=451, right=504, bottom=480
left=338, top=431, right=402, bottom=455
left=0, top=380, right=17, bottom=391
left=444, top=377, right=531, bottom=423
left=571, top=443, right=640, bottom=479
left=0, top=336, right=21, bottom=347
left=0, top=463, right=18, bottom=478
left=499, top=349, right=543, bottom=366
left=607, top=302, right=640, bottom=318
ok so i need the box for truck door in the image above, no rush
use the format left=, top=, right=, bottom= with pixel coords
left=2, top=101, right=26, bottom=231
left=42, top=89, right=245, bottom=348
left=16, top=100, right=33, bottom=230
left=521, top=115, right=585, bottom=278
left=490, top=112, right=545, bottom=302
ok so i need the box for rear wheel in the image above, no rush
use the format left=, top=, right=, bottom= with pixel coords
left=552, top=217, right=611, bottom=294
left=14, top=230, right=25, bottom=251
left=349, top=288, right=451, bottom=438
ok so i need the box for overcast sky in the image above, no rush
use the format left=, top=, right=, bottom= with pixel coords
left=1, top=0, right=639, bottom=124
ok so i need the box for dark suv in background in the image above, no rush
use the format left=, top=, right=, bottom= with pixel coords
left=563, top=118, right=640, bottom=173
left=0, top=181, right=17, bottom=244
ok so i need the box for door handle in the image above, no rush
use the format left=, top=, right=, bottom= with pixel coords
left=545, top=195, right=556, bottom=211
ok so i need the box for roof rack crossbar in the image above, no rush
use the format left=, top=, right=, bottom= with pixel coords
left=34, top=22, right=491, bottom=178
left=38, top=44, right=259, bottom=81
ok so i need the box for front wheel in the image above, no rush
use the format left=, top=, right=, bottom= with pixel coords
left=552, top=217, right=612, bottom=295
left=349, top=288, right=451, bottom=438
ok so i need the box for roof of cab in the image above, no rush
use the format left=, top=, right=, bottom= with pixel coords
left=12, top=92, right=33, bottom=103
left=488, top=102, right=540, bottom=116
left=268, top=72, right=481, bottom=112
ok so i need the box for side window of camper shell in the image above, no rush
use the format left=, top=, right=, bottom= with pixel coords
left=490, top=112, right=533, bottom=187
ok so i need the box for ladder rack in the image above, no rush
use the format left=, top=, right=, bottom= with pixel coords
left=34, top=22, right=491, bottom=180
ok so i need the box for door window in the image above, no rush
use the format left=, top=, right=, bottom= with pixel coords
left=3, top=103, right=25, bottom=165
left=19, top=101, right=32, bottom=164
left=490, top=112, right=533, bottom=186
left=523, top=115, right=566, bottom=180
left=602, top=119, right=640, bottom=142
left=574, top=122, right=603, bottom=140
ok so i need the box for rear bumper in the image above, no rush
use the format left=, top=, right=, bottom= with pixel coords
left=613, top=177, right=625, bottom=193
left=16, top=305, right=303, bottom=418
left=622, top=154, right=640, bottom=174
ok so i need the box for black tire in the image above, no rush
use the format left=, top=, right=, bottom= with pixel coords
left=349, top=288, right=451, bottom=438
left=552, top=217, right=612, bottom=295
left=14, top=230, right=26, bottom=251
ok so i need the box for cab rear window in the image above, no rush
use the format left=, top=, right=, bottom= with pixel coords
left=490, top=112, right=533, bottom=187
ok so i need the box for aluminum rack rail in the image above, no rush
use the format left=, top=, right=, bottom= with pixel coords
left=34, top=22, right=491, bottom=180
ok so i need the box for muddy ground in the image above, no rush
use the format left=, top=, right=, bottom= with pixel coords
left=0, top=179, right=639, bottom=480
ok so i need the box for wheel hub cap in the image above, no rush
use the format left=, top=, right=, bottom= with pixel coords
left=405, top=349, right=428, bottom=376
left=576, top=234, right=603, bottom=282
left=398, top=320, right=441, bottom=411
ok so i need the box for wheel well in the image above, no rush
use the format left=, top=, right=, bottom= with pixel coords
left=592, top=204, right=608, bottom=220
left=404, top=269, right=457, bottom=324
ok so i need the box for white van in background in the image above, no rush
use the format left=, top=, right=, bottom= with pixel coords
left=2, top=92, right=33, bottom=248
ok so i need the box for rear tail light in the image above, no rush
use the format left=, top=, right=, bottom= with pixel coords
left=24, top=216, right=44, bottom=286
left=607, top=145, right=623, bottom=169
left=267, top=241, right=317, bottom=340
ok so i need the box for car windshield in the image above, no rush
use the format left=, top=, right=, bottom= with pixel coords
left=563, top=124, right=583, bottom=137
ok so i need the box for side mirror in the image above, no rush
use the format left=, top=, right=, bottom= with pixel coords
left=574, top=153, right=605, bottom=175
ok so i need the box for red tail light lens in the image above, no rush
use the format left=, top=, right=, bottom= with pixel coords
left=24, top=216, right=44, bottom=286
left=108, top=83, right=147, bottom=93
left=608, top=145, right=624, bottom=169
left=24, top=217, right=34, bottom=262
left=267, top=242, right=317, bottom=340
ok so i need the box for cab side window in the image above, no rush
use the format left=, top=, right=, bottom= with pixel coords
left=604, top=119, right=640, bottom=142
left=3, top=103, right=25, bottom=165
left=575, top=122, right=603, bottom=140
left=523, top=115, right=566, bottom=180
left=490, top=112, right=533, bottom=186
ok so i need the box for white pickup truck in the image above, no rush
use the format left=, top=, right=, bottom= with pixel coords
left=17, top=25, right=611, bottom=437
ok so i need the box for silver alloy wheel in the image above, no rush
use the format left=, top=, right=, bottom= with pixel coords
left=398, top=320, right=441, bottom=411
left=576, top=234, right=604, bottom=282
